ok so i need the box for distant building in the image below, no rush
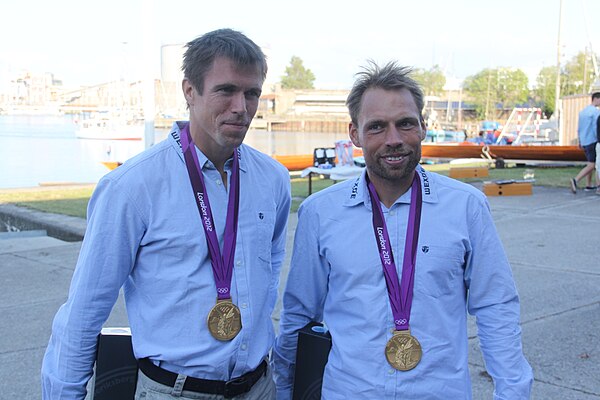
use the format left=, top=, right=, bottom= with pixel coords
left=2, top=71, right=61, bottom=106
left=159, top=43, right=187, bottom=117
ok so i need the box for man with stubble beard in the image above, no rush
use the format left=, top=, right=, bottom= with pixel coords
left=273, top=61, right=532, bottom=399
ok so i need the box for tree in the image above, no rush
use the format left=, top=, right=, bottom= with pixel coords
left=533, top=51, right=599, bottom=116
left=281, top=56, right=315, bottom=89
left=463, top=67, right=529, bottom=120
left=534, top=66, right=557, bottom=117
left=412, top=65, right=446, bottom=97
left=562, top=51, right=598, bottom=96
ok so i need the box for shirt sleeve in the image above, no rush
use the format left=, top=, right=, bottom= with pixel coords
left=41, top=177, right=146, bottom=399
left=269, top=168, right=292, bottom=302
left=273, top=201, right=329, bottom=400
left=464, top=198, right=533, bottom=399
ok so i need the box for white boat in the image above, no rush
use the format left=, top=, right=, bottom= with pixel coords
left=76, top=111, right=144, bottom=141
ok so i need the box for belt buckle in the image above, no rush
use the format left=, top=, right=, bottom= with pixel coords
left=224, top=376, right=249, bottom=399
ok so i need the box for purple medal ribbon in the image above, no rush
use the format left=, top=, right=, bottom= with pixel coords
left=180, top=123, right=240, bottom=300
left=367, top=173, right=422, bottom=332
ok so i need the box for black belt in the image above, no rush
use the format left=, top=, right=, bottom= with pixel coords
left=138, top=358, right=267, bottom=398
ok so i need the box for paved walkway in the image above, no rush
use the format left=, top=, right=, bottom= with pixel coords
left=1, top=185, right=599, bottom=399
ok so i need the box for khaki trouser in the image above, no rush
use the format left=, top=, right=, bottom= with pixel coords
left=134, top=366, right=275, bottom=400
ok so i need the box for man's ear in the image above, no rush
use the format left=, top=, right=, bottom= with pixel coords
left=349, top=123, right=362, bottom=147
left=419, top=120, right=427, bottom=140
left=182, top=78, right=195, bottom=106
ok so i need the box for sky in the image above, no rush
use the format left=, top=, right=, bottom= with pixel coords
left=1, top=0, right=599, bottom=90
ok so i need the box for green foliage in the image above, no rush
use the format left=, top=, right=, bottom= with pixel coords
left=463, top=68, right=529, bottom=120
left=496, top=68, right=529, bottom=108
left=533, top=51, right=600, bottom=116
left=562, top=51, right=598, bottom=95
left=412, top=65, right=446, bottom=96
left=462, top=70, right=490, bottom=119
left=281, top=56, right=316, bottom=89
left=534, top=66, right=557, bottom=116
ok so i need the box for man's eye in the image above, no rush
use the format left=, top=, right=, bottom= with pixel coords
left=367, top=123, right=384, bottom=132
left=399, top=120, right=418, bottom=130
left=218, top=87, right=235, bottom=94
left=245, top=91, right=261, bottom=99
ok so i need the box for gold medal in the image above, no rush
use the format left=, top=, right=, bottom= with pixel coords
left=207, top=299, right=242, bottom=341
left=385, top=330, right=422, bottom=371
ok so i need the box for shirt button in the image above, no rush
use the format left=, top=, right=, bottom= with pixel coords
left=389, top=210, right=396, bottom=216
left=388, top=369, right=395, bottom=375
left=236, top=260, right=243, bottom=267
left=241, top=343, right=247, bottom=350
left=241, top=303, right=248, bottom=309
left=216, top=180, right=222, bottom=185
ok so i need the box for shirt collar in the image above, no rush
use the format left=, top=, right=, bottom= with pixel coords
left=343, top=164, right=438, bottom=209
left=168, top=121, right=248, bottom=173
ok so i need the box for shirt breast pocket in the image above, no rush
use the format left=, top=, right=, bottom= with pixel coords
left=256, top=210, right=276, bottom=263
left=415, top=244, right=465, bottom=298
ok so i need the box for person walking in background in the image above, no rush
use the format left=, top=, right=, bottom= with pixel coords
left=273, top=61, right=532, bottom=399
left=41, top=28, right=291, bottom=399
left=596, top=111, right=600, bottom=195
left=571, top=92, right=600, bottom=193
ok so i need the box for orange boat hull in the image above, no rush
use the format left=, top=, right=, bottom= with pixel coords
left=103, top=144, right=582, bottom=173
left=101, top=161, right=122, bottom=171
left=272, top=154, right=314, bottom=171
left=421, top=143, right=586, bottom=162
left=273, top=149, right=364, bottom=171
left=101, top=150, right=363, bottom=172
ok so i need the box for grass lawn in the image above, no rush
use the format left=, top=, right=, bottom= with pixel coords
left=291, top=163, right=582, bottom=210
left=424, top=163, right=582, bottom=188
left=0, top=186, right=95, bottom=218
left=0, top=164, right=584, bottom=216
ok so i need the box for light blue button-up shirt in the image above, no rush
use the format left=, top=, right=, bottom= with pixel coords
left=41, top=122, right=291, bottom=399
left=274, top=166, right=532, bottom=400
left=577, top=104, right=600, bottom=146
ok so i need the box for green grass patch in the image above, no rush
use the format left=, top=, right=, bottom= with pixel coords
left=289, top=163, right=582, bottom=212
left=422, top=163, right=582, bottom=188
left=0, top=164, right=583, bottom=216
left=290, top=177, right=337, bottom=212
left=0, top=187, right=95, bottom=218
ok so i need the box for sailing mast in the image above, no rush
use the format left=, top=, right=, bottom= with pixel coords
left=555, top=0, right=563, bottom=144
left=142, top=0, right=156, bottom=149
left=582, top=0, right=600, bottom=91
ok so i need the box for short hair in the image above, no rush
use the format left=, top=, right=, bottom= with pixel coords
left=592, top=92, right=600, bottom=101
left=346, top=60, right=425, bottom=125
left=182, top=28, right=267, bottom=94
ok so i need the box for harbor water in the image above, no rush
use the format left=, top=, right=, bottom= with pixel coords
left=0, top=115, right=349, bottom=189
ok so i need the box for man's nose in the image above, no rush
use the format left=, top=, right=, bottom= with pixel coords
left=385, top=126, right=405, bottom=146
left=230, top=92, right=247, bottom=114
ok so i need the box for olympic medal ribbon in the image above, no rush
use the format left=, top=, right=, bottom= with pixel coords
left=180, top=123, right=240, bottom=301
left=366, top=173, right=422, bottom=332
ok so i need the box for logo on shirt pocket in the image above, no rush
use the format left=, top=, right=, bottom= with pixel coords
left=415, top=244, right=464, bottom=298
left=257, top=211, right=275, bottom=262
